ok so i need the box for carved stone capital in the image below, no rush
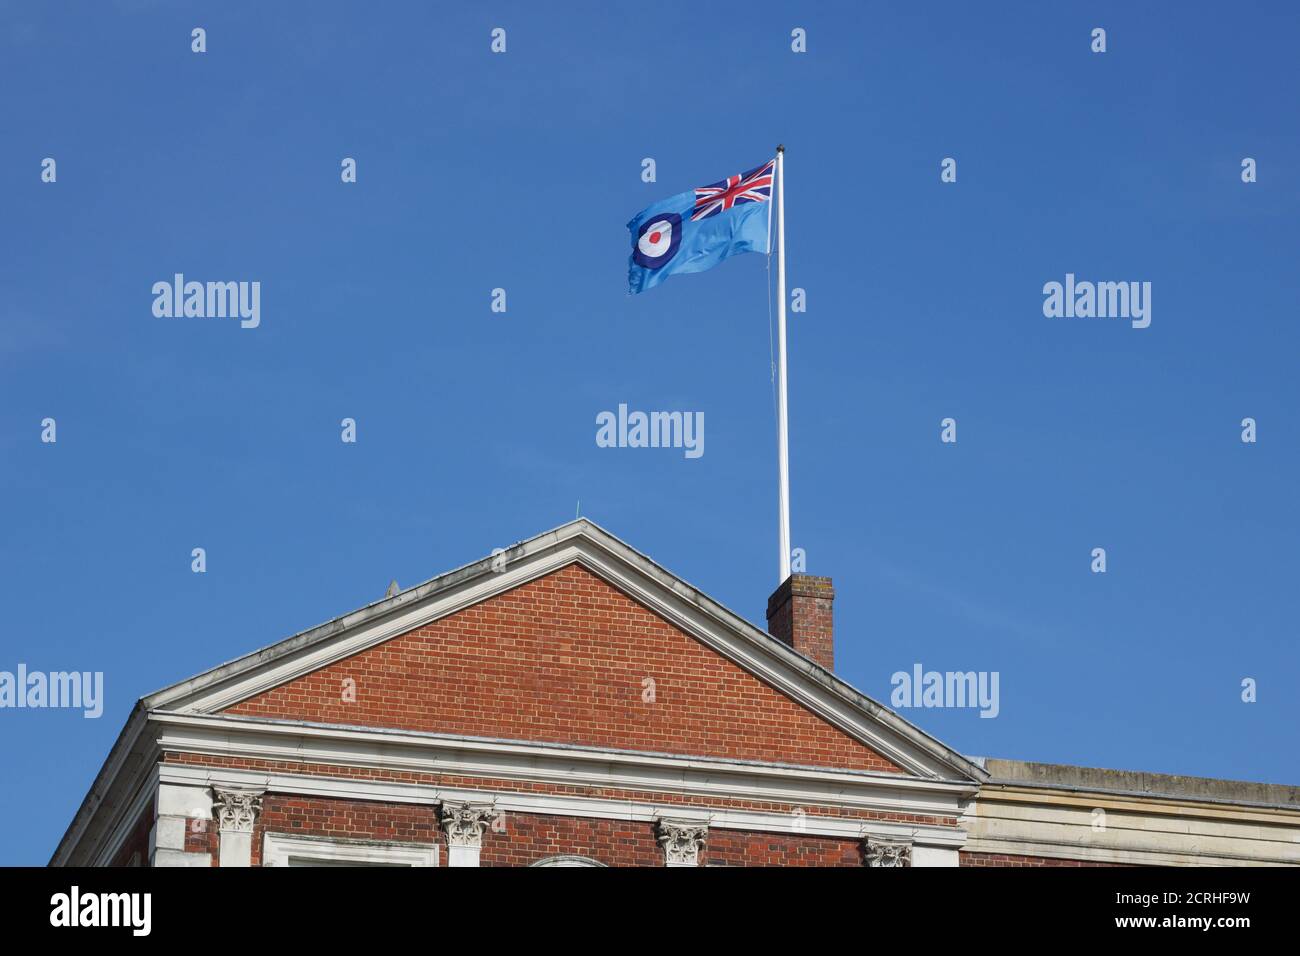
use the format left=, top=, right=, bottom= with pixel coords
left=656, top=818, right=707, bottom=866
left=211, top=788, right=264, bottom=834
left=863, top=836, right=912, bottom=868
left=439, top=801, right=495, bottom=849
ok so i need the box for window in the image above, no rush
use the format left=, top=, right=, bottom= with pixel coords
left=262, top=833, right=438, bottom=867
left=529, top=855, right=606, bottom=867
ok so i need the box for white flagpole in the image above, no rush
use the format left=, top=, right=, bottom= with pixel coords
left=774, top=145, right=791, bottom=583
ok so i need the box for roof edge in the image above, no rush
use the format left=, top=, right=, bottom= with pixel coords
left=49, top=701, right=149, bottom=867
left=981, top=757, right=1300, bottom=811
left=133, top=518, right=984, bottom=781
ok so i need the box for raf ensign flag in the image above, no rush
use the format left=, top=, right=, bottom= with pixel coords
left=626, top=159, right=774, bottom=294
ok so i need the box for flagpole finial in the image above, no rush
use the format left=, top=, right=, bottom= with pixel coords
left=776, top=143, right=785, bottom=153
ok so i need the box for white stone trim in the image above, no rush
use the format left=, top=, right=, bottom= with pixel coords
left=152, top=712, right=974, bottom=821
left=263, top=832, right=437, bottom=867
left=157, top=761, right=967, bottom=849
left=911, top=845, right=959, bottom=867
left=150, top=780, right=213, bottom=868
left=152, top=817, right=187, bottom=854
left=152, top=848, right=211, bottom=867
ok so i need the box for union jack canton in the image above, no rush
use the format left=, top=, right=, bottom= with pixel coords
left=691, top=160, right=775, bottom=221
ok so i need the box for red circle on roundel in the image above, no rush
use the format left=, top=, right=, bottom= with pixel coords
left=633, top=211, right=683, bottom=270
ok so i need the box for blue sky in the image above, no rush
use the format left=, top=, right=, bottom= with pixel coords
left=2, top=1, right=1298, bottom=864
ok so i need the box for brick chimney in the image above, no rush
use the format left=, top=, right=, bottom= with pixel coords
left=766, top=575, right=835, bottom=672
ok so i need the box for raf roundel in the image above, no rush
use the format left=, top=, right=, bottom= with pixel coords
left=633, top=212, right=682, bottom=270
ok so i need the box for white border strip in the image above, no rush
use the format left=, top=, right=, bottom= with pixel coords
left=160, top=762, right=967, bottom=848
left=153, top=712, right=974, bottom=819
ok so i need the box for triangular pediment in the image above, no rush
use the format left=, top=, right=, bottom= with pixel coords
left=143, top=520, right=984, bottom=783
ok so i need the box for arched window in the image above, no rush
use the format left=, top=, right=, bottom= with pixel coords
left=529, top=855, right=606, bottom=867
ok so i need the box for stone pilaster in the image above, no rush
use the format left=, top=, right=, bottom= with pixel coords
left=863, top=835, right=912, bottom=867
left=656, top=818, right=707, bottom=867
left=440, top=800, right=495, bottom=867
left=212, top=788, right=265, bottom=868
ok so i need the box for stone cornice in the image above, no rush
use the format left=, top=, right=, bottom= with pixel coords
left=978, top=782, right=1300, bottom=822
left=150, top=711, right=976, bottom=820
left=160, top=761, right=968, bottom=848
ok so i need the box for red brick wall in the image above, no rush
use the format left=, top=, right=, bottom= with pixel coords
left=252, top=795, right=440, bottom=867
left=704, top=829, right=862, bottom=866
left=225, top=563, right=901, bottom=773
left=241, top=796, right=865, bottom=867
left=482, top=815, right=865, bottom=867
left=960, top=851, right=1121, bottom=867
left=480, top=814, right=661, bottom=867
left=184, top=816, right=217, bottom=864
